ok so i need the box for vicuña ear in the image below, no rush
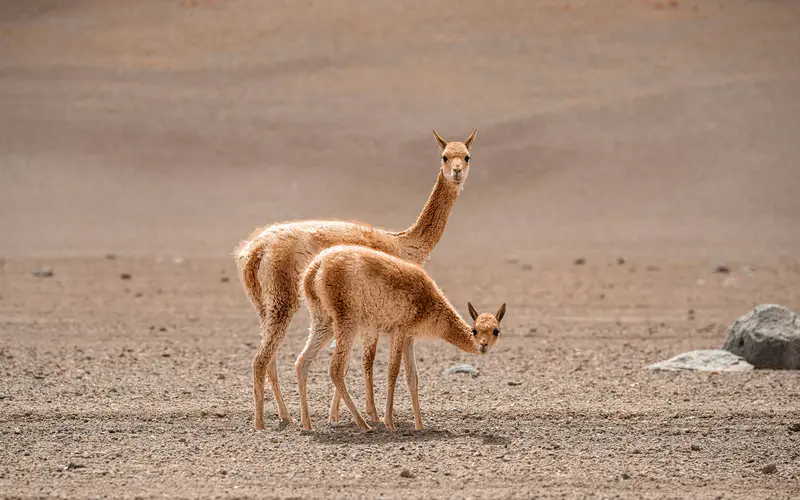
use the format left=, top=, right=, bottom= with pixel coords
left=464, top=128, right=477, bottom=150
left=495, top=303, right=506, bottom=322
left=467, top=302, right=479, bottom=321
left=433, top=130, right=448, bottom=150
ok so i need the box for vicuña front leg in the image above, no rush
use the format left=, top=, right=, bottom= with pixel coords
left=383, top=335, right=404, bottom=431
left=403, top=337, right=423, bottom=431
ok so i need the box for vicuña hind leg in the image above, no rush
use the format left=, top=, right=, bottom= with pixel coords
left=329, top=320, right=371, bottom=430
left=383, top=334, right=404, bottom=431
left=296, top=315, right=334, bottom=431
left=252, top=271, right=300, bottom=429
left=328, top=347, right=351, bottom=424
left=362, top=333, right=381, bottom=423
left=403, top=337, right=423, bottom=430
left=329, top=333, right=379, bottom=424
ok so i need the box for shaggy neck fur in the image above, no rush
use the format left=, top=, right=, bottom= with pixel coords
left=432, top=302, right=480, bottom=354
left=397, top=170, right=462, bottom=260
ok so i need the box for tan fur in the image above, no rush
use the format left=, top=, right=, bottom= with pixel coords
left=235, top=129, right=477, bottom=429
left=296, top=245, right=506, bottom=431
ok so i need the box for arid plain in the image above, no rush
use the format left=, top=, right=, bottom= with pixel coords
left=1, top=1, right=799, bottom=498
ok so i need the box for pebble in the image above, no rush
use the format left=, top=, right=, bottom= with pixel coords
left=444, top=364, right=479, bottom=377
left=400, top=469, right=414, bottom=478
left=520, top=264, right=533, bottom=272
left=13, top=427, right=21, bottom=434
left=690, top=443, right=701, bottom=451
left=105, top=253, right=116, bottom=260
left=788, top=423, right=800, bottom=432
left=32, top=268, right=54, bottom=278
left=507, top=381, right=522, bottom=386
left=220, top=276, right=230, bottom=283
left=761, top=463, right=777, bottom=474
left=217, top=374, right=226, bottom=380
left=621, top=472, right=631, bottom=480
left=573, top=258, right=585, bottom=266
left=67, top=462, right=86, bottom=471
left=120, top=273, right=132, bottom=280
left=714, top=264, right=730, bottom=274
left=617, top=258, right=626, bottom=265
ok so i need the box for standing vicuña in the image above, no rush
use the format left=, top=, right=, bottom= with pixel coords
left=296, top=245, right=506, bottom=431
left=235, top=129, right=477, bottom=429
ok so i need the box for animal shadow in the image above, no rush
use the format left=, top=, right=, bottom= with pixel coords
left=309, top=422, right=455, bottom=445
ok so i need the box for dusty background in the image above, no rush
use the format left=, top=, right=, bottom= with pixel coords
left=1, top=0, right=799, bottom=498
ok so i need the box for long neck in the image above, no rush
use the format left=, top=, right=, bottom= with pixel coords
left=397, top=170, right=461, bottom=259
left=433, top=304, right=480, bottom=355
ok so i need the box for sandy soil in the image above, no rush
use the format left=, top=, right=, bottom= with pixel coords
left=1, top=0, right=800, bottom=498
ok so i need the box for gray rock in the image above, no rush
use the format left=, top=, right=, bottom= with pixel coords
left=444, top=364, right=479, bottom=377
left=32, top=267, right=54, bottom=278
left=723, top=304, right=800, bottom=369
left=646, top=349, right=753, bottom=372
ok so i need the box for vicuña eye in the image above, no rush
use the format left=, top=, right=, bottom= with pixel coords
left=442, top=156, right=448, bottom=162
left=493, top=329, right=500, bottom=337
left=472, top=329, right=478, bottom=336
left=465, top=155, right=470, bottom=162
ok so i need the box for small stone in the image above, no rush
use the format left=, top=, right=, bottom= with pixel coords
left=67, top=462, right=86, bottom=471
left=520, top=264, right=533, bottom=272
left=220, top=276, right=230, bottom=283
left=617, top=258, right=626, bottom=265
left=573, top=258, right=585, bottom=266
left=646, top=265, right=660, bottom=272
left=120, top=273, right=132, bottom=280
left=13, top=427, right=21, bottom=434
left=32, top=268, right=54, bottom=278
left=621, top=472, right=631, bottom=479
left=690, top=443, right=701, bottom=451
left=647, top=349, right=753, bottom=372
left=687, top=309, right=696, bottom=320
left=217, top=374, right=226, bottom=380
left=505, top=255, right=519, bottom=264
left=788, top=423, right=800, bottom=432
left=400, top=469, right=414, bottom=478
left=105, top=253, right=116, bottom=260
left=714, top=264, right=730, bottom=274
left=761, top=463, right=777, bottom=474
left=507, top=381, right=522, bottom=386
left=158, top=327, right=167, bottom=332
left=134, top=292, right=143, bottom=298
left=161, top=353, right=171, bottom=358
left=444, top=364, right=479, bottom=377
left=215, top=412, right=226, bottom=418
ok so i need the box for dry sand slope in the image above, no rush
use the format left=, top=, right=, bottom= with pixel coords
left=1, top=0, right=800, bottom=498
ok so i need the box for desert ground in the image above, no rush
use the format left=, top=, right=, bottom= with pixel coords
left=1, top=0, right=799, bottom=498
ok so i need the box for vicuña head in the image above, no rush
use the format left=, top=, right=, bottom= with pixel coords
left=468, top=302, right=506, bottom=354
left=433, top=128, right=477, bottom=185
